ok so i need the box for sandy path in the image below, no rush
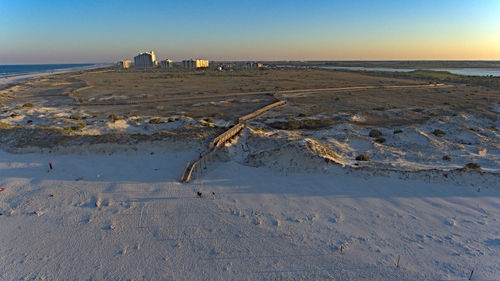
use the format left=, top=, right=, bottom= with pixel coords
left=78, top=83, right=449, bottom=106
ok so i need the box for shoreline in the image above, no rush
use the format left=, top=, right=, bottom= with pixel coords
left=0, top=63, right=113, bottom=86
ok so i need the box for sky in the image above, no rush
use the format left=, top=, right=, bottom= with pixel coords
left=0, top=0, right=499, bottom=64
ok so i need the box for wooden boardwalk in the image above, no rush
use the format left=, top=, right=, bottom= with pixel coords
left=180, top=99, right=286, bottom=182
left=180, top=82, right=448, bottom=182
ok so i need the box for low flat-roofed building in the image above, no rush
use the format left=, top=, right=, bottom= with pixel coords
left=134, top=51, right=157, bottom=68
left=119, top=60, right=131, bottom=69
left=160, top=59, right=173, bottom=68
left=182, top=59, right=209, bottom=68
left=246, top=62, right=263, bottom=68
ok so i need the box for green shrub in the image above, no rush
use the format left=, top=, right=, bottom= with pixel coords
left=136, top=118, right=144, bottom=122
left=464, top=162, right=481, bottom=170
left=69, top=114, right=81, bottom=120
left=71, top=122, right=86, bottom=131
left=356, top=154, right=370, bottom=161
left=108, top=113, right=119, bottom=121
left=375, top=137, right=386, bottom=144
left=432, top=129, right=446, bottom=138
left=22, top=103, right=34, bottom=108
left=149, top=117, right=165, bottom=124
left=167, top=117, right=175, bottom=122
left=369, top=129, right=382, bottom=138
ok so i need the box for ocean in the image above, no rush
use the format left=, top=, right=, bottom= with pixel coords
left=0, top=63, right=101, bottom=78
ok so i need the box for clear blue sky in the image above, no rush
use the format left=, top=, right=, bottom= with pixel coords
left=0, top=0, right=499, bottom=64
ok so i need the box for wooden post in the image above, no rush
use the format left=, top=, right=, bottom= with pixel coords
left=181, top=162, right=190, bottom=182
left=186, top=162, right=196, bottom=183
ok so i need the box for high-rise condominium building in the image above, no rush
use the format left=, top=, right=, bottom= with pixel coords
left=134, top=51, right=157, bottom=68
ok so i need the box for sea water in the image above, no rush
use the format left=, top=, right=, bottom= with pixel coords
left=319, top=66, right=500, bottom=77
left=0, top=64, right=100, bottom=78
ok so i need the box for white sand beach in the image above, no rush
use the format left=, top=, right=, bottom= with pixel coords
left=1, top=143, right=499, bottom=280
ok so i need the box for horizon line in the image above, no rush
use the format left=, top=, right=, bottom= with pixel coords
left=2, top=59, right=500, bottom=65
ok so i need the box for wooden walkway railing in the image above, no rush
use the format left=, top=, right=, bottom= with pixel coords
left=238, top=100, right=286, bottom=122
left=180, top=98, right=286, bottom=183
left=180, top=148, right=218, bottom=183
left=209, top=123, right=246, bottom=149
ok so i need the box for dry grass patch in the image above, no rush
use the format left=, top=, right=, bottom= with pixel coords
left=149, top=118, right=165, bottom=124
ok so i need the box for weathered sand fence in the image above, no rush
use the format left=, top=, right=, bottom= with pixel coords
left=180, top=99, right=287, bottom=183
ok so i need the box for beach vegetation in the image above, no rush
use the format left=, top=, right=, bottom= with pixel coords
left=149, top=117, right=165, bottom=124
left=464, top=162, right=481, bottom=170
left=369, top=129, right=382, bottom=138
left=71, top=122, right=86, bottom=131
left=268, top=118, right=335, bottom=130
left=356, top=154, right=370, bottom=161
left=432, top=129, right=446, bottom=138
left=353, top=69, right=500, bottom=89
left=108, top=113, right=119, bottom=121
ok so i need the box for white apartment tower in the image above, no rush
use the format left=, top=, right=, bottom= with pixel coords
left=134, top=51, right=157, bottom=68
